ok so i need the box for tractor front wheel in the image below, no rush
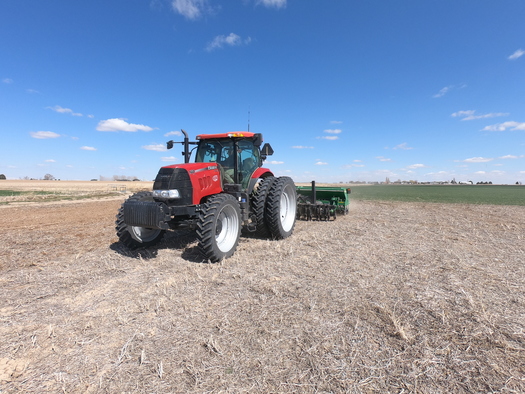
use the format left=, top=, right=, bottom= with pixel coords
left=265, top=176, right=297, bottom=239
left=115, top=191, right=165, bottom=249
left=197, top=193, right=241, bottom=262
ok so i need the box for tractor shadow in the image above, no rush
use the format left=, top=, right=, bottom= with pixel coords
left=110, top=229, right=206, bottom=263
left=111, top=229, right=272, bottom=264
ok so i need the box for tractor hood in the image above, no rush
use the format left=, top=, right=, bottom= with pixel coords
left=155, top=163, right=223, bottom=205
left=162, top=162, right=219, bottom=174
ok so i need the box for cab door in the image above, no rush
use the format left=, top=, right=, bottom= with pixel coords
left=237, top=140, right=260, bottom=189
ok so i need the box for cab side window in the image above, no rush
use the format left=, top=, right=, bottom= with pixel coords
left=238, top=140, right=260, bottom=188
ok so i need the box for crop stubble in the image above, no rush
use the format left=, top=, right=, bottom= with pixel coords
left=0, top=197, right=524, bottom=393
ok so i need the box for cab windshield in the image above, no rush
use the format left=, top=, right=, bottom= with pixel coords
left=195, top=138, right=260, bottom=187
left=195, top=139, right=234, bottom=166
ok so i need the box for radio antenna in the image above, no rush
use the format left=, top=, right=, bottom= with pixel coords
left=248, top=106, right=250, bottom=132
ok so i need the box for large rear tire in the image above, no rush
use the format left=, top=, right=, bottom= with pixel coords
left=250, top=176, right=275, bottom=238
left=265, top=176, right=297, bottom=239
left=115, top=191, right=165, bottom=249
left=197, top=193, right=241, bottom=262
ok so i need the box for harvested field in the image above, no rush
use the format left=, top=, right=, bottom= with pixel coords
left=0, top=180, right=153, bottom=193
left=0, top=180, right=152, bottom=205
left=1, top=196, right=524, bottom=393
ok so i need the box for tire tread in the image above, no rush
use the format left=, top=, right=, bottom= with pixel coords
left=196, top=193, right=241, bottom=262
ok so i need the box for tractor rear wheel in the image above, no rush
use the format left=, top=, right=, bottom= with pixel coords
left=250, top=176, right=275, bottom=237
left=265, top=176, right=297, bottom=239
left=197, top=193, right=241, bottom=262
left=115, top=191, right=165, bottom=249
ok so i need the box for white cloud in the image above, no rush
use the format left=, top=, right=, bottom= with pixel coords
left=97, top=118, right=155, bottom=132
left=393, top=143, right=413, bottom=150
left=2, top=78, right=13, bottom=84
left=80, top=146, right=97, bottom=151
left=432, top=84, right=467, bottom=98
left=206, top=33, right=251, bottom=51
left=318, top=136, right=339, bottom=140
left=475, top=171, right=486, bottom=175
left=463, top=157, right=493, bottom=163
left=142, top=144, right=167, bottom=152
left=406, top=163, right=426, bottom=169
left=482, top=121, right=525, bottom=132
left=48, top=105, right=83, bottom=117
left=429, top=171, right=448, bottom=175
left=161, top=156, right=178, bottom=162
left=30, top=131, right=60, bottom=139
left=165, top=130, right=183, bottom=137
left=266, top=160, right=284, bottom=165
left=324, top=129, right=342, bottom=134
left=499, top=155, right=518, bottom=159
left=343, top=163, right=365, bottom=168
left=451, top=110, right=509, bottom=121
left=49, top=105, right=71, bottom=113
left=508, top=49, right=525, bottom=60
left=451, top=110, right=475, bottom=118
left=87, top=114, right=94, bottom=118
left=171, top=0, right=209, bottom=20
left=256, top=0, right=286, bottom=8
left=315, top=161, right=328, bottom=165
left=376, top=156, right=392, bottom=162
left=473, top=112, right=510, bottom=120
left=330, top=120, right=343, bottom=124
left=433, top=86, right=452, bottom=98
left=292, top=146, right=314, bottom=149
left=45, top=159, right=56, bottom=163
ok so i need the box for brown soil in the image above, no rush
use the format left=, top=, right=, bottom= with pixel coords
left=1, top=198, right=524, bottom=393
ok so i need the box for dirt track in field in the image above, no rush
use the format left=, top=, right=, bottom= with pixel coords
left=1, top=198, right=524, bottom=393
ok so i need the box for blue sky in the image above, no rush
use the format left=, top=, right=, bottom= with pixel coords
left=1, top=0, right=524, bottom=183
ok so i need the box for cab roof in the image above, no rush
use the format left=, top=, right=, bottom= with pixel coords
left=196, top=131, right=256, bottom=140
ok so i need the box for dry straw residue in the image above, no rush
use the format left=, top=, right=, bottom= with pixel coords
left=0, top=198, right=524, bottom=392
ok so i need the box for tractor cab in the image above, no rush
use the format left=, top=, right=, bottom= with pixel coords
left=194, top=132, right=268, bottom=188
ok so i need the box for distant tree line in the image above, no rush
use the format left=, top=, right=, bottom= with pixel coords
left=95, top=175, right=140, bottom=181
left=14, top=174, right=60, bottom=180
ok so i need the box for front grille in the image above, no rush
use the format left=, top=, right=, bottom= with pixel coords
left=153, top=167, right=193, bottom=205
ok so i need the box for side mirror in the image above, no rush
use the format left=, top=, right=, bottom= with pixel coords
left=261, top=143, right=274, bottom=157
left=260, top=143, right=274, bottom=161
left=167, top=140, right=174, bottom=150
left=253, top=133, right=263, bottom=147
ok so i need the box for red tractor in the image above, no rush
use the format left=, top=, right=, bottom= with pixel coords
left=116, top=130, right=297, bottom=262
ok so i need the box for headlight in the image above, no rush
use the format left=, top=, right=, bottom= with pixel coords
left=153, top=189, right=180, bottom=199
